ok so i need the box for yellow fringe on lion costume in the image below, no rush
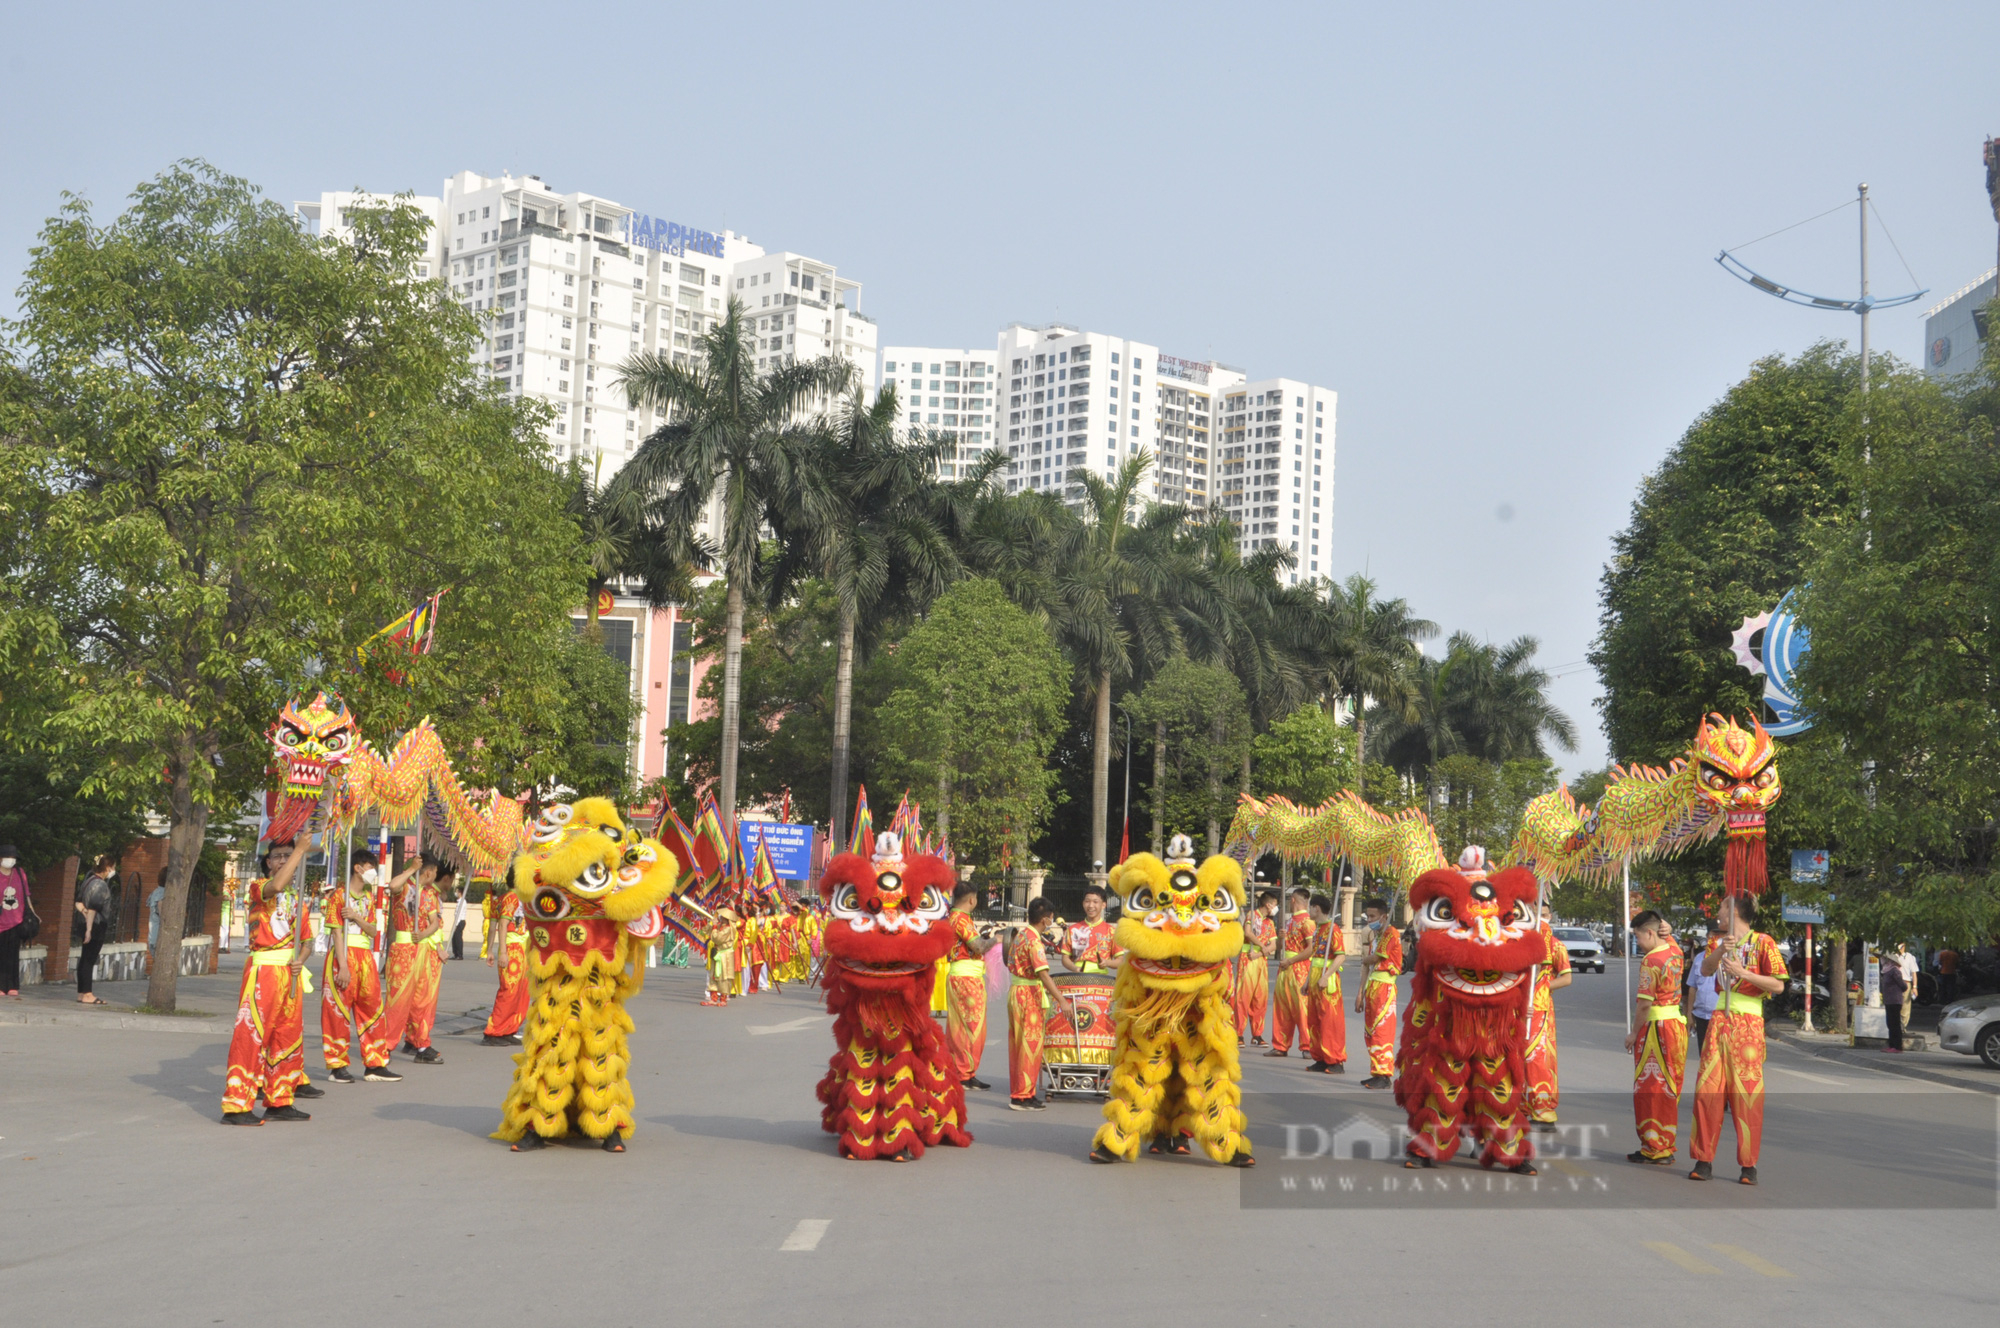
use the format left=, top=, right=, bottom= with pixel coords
left=492, top=797, right=680, bottom=1152
left=1090, top=835, right=1254, bottom=1167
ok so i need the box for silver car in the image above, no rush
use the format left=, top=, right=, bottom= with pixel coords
left=1937, top=993, right=2000, bottom=1069
left=1552, top=926, right=1606, bottom=974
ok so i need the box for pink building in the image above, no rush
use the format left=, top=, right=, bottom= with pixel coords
left=582, top=578, right=718, bottom=788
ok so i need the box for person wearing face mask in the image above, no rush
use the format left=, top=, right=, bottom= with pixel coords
left=74, top=855, right=118, bottom=1004
left=320, top=850, right=402, bottom=1084
left=0, top=847, right=30, bottom=998
left=1355, top=897, right=1402, bottom=1089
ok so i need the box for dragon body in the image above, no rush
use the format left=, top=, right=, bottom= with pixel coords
left=1225, top=790, right=1447, bottom=893
left=266, top=692, right=529, bottom=876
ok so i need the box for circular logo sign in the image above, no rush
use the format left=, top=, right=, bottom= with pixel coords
left=1930, top=336, right=1952, bottom=367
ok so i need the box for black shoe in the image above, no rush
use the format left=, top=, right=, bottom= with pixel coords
left=602, top=1132, right=625, bottom=1153
left=1226, top=1149, right=1256, bottom=1168
left=504, top=1034, right=523, bottom=1045
left=1628, top=1150, right=1674, bottom=1165
left=963, top=1077, right=990, bottom=1091
left=481, top=1034, right=512, bottom=1046
left=1689, top=1160, right=1713, bottom=1182
left=1008, top=1097, right=1039, bottom=1112
left=1306, top=1061, right=1329, bottom=1073
left=1327, top=1062, right=1346, bottom=1075
left=294, top=1082, right=325, bottom=1099
left=1361, top=1074, right=1392, bottom=1090
left=328, top=1067, right=356, bottom=1084
left=265, top=1104, right=311, bottom=1121
left=363, top=1064, right=403, bottom=1082
left=411, top=1047, right=443, bottom=1064
left=1738, top=1166, right=1758, bottom=1186
left=400, top=1040, right=416, bottom=1053
left=510, top=1132, right=548, bottom=1152
left=1509, top=1161, right=1538, bottom=1176
left=221, top=1111, right=263, bottom=1127
left=1089, top=1144, right=1122, bottom=1164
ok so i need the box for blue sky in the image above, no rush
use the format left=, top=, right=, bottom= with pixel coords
left=5, top=1, right=1996, bottom=775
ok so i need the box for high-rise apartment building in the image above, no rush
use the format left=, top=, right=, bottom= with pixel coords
left=876, top=347, right=1001, bottom=478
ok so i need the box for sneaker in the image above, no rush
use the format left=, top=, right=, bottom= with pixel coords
left=264, top=1104, right=311, bottom=1121
left=1306, top=1061, right=1329, bottom=1073
left=480, top=1034, right=513, bottom=1046
left=328, top=1067, right=356, bottom=1084
left=1627, top=1150, right=1674, bottom=1165
left=1361, top=1074, right=1392, bottom=1089
left=1327, top=1062, right=1346, bottom=1075
left=363, top=1064, right=403, bottom=1082
left=963, top=1077, right=991, bottom=1091
left=411, top=1047, right=443, bottom=1064
left=294, top=1082, right=325, bottom=1099
left=1738, top=1166, right=1758, bottom=1186
left=1689, top=1160, right=1713, bottom=1182
left=504, top=1034, right=523, bottom=1045
left=220, top=1111, right=263, bottom=1127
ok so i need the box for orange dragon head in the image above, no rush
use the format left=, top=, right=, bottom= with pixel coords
left=818, top=833, right=955, bottom=993
left=271, top=691, right=359, bottom=799
left=1409, top=865, right=1545, bottom=1009
left=1692, top=713, right=1780, bottom=895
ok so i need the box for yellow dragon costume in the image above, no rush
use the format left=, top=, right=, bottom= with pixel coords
left=493, top=797, right=681, bottom=1152
left=1091, top=836, right=1255, bottom=1168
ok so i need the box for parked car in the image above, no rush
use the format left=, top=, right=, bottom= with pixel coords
left=1552, top=926, right=1606, bottom=974
left=1937, top=993, right=2000, bottom=1070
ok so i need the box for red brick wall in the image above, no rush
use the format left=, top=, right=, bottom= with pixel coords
left=26, top=837, right=223, bottom=980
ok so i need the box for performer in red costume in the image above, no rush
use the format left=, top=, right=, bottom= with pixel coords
left=1265, top=894, right=1316, bottom=1057
left=1396, top=865, right=1545, bottom=1172
left=220, top=832, right=325, bottom=1124
left=320, top=850, right=401, bottom=1084
left=1355, top=897, right=1401, bottom=1089
left=1524, top=900, right=1573, bottom=1128
left=383, top=857, right=450, bottom=1064
left=1302, top=894, right=1347, bottom=1073
left=1006, top=898, right=1068, bottom=1110
left=1062, top=884, right=1121, bottom=973
left=481, top=881, right=529, bottom=1045
left=1234, top=889, right=1277, bottom=1046
left=944, top=881, right=997, bottom=1089
left=1689, top=893, right=1785, bottom=1185
left=816, top=833, right=973, bottom=1161
left=1624, top=909, right=1686, bottom=1164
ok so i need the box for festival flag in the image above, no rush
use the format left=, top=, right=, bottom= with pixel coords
left=1119, top=815, right=1131, bottom=864
left=848, top=785, right=872, bottom=855
left=660, top=806, right=702, bottom=884
left=749, top=828, right=781, bottom=907
left=356, top=589, right=448, bottom=683
left=691, top=798, right=731, bottom=881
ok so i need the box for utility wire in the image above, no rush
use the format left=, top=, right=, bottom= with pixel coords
left=1725, top=198, right=1855, bottom=254
left=1867, top=199, right=1923, bottom=291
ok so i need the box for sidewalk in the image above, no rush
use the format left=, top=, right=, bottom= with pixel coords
left=1771, top=1023, right=2000, bottom=1095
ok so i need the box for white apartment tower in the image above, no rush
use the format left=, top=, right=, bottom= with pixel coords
left=296, top=172, right=873, bottom=478
left=876, top=347, right=1000, bottom=478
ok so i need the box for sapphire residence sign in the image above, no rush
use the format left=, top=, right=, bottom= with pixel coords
left=625, top=213, right=726, bottom=258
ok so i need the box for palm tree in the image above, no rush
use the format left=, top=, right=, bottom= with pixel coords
left=564, top=454, right=689, bottom=643
left=1440, top=631, right=1578, bottom=763
left=612, top=298, right=854, bottom=816
left=772, top=387, right=1007, bottom=842
left=1328, top=574, right=1436, bottom=775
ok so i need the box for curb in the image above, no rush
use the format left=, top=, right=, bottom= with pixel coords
left=0, top=1006, right=230, bottom=1035
left=1773, top=1028, right=2000, bottom=1095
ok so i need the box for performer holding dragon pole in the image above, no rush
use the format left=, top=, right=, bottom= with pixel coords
left=1689, top=893, right=1785, bottom=1185
left=1624, top=909, right=1686, bottom=1165
left=220, top=829, right=323, bottom=1125
left=815, top=833, right=971, bottom=1161
left=1091, top=836, right=1254, bottom=1167
left=1355, top=896, right=1401, bottom=1089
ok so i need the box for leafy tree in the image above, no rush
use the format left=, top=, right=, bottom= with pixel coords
left=0, top=752, right=150, bottom=878
left=1125, top=657, right=1252, bottom=854
left=1324, top=574, right=1434, bottom=771
left=0, top=163, right=597, bottom=1009
left=1591, top=344, right=1858, bottom=764
left=1432, top=754, right=1559, bottom=863
left=870, top=579, right=1068, bottom=872
left=615, top=299, right=855, bottom=816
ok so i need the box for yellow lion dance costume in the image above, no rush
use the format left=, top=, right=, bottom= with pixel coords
left=1090, top=835, right=1254, bottom=1167
left=493, top=798, right=680, bottom=1152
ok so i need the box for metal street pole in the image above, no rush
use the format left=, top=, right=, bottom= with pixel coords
left=1621, top=857, right=1633, bottom=1037
left=1858, top=182, right=1871, bottom=397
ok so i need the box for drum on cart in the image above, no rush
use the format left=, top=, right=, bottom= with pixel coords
left=1042, top=970, right=1116, bottom=1098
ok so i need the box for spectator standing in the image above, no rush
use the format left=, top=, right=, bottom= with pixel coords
left=1894, top=943, right=1918, bottom=1008
left=1684, top=932, right=1719, bottom=1058
left=0, top=846, right=29, bottom=997
left=450, top=881, right=469, bottom=960
left=1879, top=952, right=1908, bottom=1053
left=1937, top=946, right=1959, bottom=1002
left=75, top=856, right=117, bottom=1004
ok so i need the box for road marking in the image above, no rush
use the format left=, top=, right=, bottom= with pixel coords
left=1767, top=1065, right=1848, bottom=1086
left=749, top=1015, right=832, bottom=1035
left=780, top=1219, right=831, bottom=1251
left=1544, top=1159, right=1591, bottom=1178
left=53, top=1131, right=93, bottom=1142
left=1709, top=1244, right=1795, bottom=1278
left=1643, top=1242, right=1721, bottom=1274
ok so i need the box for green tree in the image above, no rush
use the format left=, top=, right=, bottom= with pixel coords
left=870, top=579, right=1068, bottom=871
left=1324, top=574, right=1434, bottom=772
left=0, top=752, right=150, bottom=879
left=614, top=299, right=854, bottom=816
left=1250, top=702, right=1357, bottom=808
left=1125, top=657, right=1253, bottom=854
left=0, top=163, right=597, bottom=1009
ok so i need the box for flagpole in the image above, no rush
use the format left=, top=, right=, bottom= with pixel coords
left=1621, top=856, right=1633, bottom=1037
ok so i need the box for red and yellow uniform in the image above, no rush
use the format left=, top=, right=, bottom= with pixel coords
left=1270, top=909, right=1316, bottom=1054
left=221, top=875, right=311, bottom=1112
left=1064, top=918, right=1121, bottom=972
left=1633, top=940, right=1688, bottom=1161
left=1363, top=924, right=1403, bottom=1076
left=1005, top=925, right=1051, bottom=1100
left=321, top=886, right=391, bottom=1071
left=483, top=889, right=529, bottom=1037
left=1523, top=924, right=1572, bottom=1123
left=1234, top=912, right=1273, bottom=1041
left=383, top=883, right=445, bottom=1050
left=944, top=910, right=987, bottom=1081
left=1304, top=921, right=1347, bottom=1066
left=1691, top=931, right=1786, bottom=1168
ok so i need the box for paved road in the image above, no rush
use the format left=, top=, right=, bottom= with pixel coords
left=2, top=953, right=1993, bottom=1326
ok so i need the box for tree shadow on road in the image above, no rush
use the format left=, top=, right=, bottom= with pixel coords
left=649, top=1113, right=835, bottom=1155
left=126, top=1035, right=234, bottom=1120
left=374, top=1099, right=502, bottom=1139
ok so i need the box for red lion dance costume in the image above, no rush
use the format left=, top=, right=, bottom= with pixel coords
left=1396, top=864, right=1546, bottom=1172
left=816, top=834, right=973, bottom=1162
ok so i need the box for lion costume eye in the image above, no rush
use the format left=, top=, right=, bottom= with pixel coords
left=529, top=886, right=570, bottom=921
left=1419, top=896, right=1455, bottom=929
left=830, top=883, right=862, bottom=917
left=1507, top=900, right=1536, bottom=927
left=1128, top=887, right=1155, bottom=913
left=570, top=861, right=613, bottom=897
left=532, top=804, right=575, bottom=845
left=914, top=886, right=949, bottom=920
left=1204, top=889, right=1240, bottom=920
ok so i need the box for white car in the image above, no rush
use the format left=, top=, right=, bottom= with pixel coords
left=1552, top=926, right=1606, bottom=974
left=1937, top=993, right=2000, bottom=1069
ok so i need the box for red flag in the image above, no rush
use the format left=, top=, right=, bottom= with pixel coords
left=1119, top=815, right=1130, bottom=865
